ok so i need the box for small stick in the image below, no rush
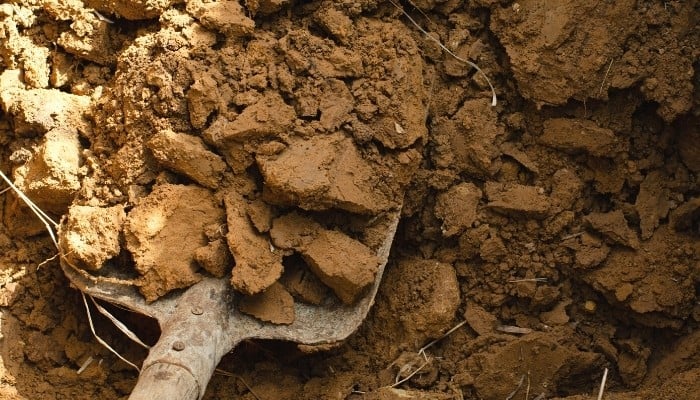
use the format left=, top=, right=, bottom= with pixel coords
left=597, top=59, right=614, bottom=97
left=0, top=186, right=10, bottom=195
left=389, top=0, right=498, bottom=106
left=597, top=368, right=609, bottom=400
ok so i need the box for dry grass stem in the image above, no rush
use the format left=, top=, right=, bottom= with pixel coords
left=0, top=169, right=59, bottom=249
left=508, top=278, right=548, bottom=283
left=37, top=253, right=60, bottom=269
left=560, top=231, right=584, bottom=241
left=213, top=369, right=262, bottom=400
left=389, top=0, right=498, bottom=106
left=418, top=319, right=467, bottom=357
left=597, top=367, right=609, bottom=400
left=525, top=371, right=531, bottom=400
left=82, top=292, right=141, bottom=372
left=598, top=59, right=614, bottom=97
left=0, top=186, right=10, bottom=195
left=391, top=356, right=431, bottom=388
left=90, top=296, right=151, bottom=349
left=505, top=374, right=526, bottom=400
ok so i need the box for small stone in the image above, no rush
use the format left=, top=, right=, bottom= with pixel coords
left=583, top=300, right=597, bottom=313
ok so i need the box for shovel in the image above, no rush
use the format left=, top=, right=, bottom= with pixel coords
left=60, top=209, right=400, bottom=400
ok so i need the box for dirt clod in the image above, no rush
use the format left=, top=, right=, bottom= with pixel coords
left=124, top=184, right=223, bottom=302
left=60, top=204, right=125, bottom=270
left=225, top=194, right=283, bottom=296
left=1, top=0, right=699, bottom=399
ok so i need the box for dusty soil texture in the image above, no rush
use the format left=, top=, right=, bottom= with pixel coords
left=1, top=0, right=699, bottom=399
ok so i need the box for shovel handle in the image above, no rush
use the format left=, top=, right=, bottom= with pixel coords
left=128, top=280, right=238, bottom=400
left=129, top=363, right=200, bottom=400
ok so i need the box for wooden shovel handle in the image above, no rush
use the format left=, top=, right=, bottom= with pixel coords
left=129, top=363, right=200, bottom=400
left=128, top=280, right=238, bottom=400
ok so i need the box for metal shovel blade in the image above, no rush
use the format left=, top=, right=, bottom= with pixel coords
left=60, top=209, right=400, bottom=400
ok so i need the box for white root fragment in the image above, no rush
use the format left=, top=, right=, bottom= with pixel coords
left=77, top=356, right=94, bottom=374
left=597, top=367, right=609, bottom=400
left=390, top=0, right=498, bottom=106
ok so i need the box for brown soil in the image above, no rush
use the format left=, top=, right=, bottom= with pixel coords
left=1, top=0, right=699, bottom=399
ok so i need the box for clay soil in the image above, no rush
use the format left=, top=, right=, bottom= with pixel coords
left=1, top=0, right=699, bottom=399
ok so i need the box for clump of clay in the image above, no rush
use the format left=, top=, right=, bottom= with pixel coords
left=484, top=182, right=550, bottom=219
left=270, top=212, right=380, bottom=304
left=257, top=133, right=394, bottom=214
left=147, top=129, right=227, bottom=189
left=224, top=193, right=283, bottom=296
left=435, top=183, right=482, bottom=237
left=193, top=239, right=232, bottom=278
left=0, top=71, right=91, bottom=136
left=540, top=118, right=622, bottom=157
left=13, top=128, right=82, bottom=213
left=59, top=205, right=126, bottom=270
left=238, top=282, right=295, bottom=324
left=124, top=184, right=224, bottom=302
left=583, top=210, right=639, bottom=249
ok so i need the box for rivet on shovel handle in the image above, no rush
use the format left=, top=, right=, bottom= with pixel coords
left=172, top=341, right=185, bottom=351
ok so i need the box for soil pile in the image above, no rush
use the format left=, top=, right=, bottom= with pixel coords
left=1, top=0, right=699, bottom=399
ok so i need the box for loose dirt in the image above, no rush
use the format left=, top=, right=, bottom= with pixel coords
left=1, top=0, right=699, bottom=399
